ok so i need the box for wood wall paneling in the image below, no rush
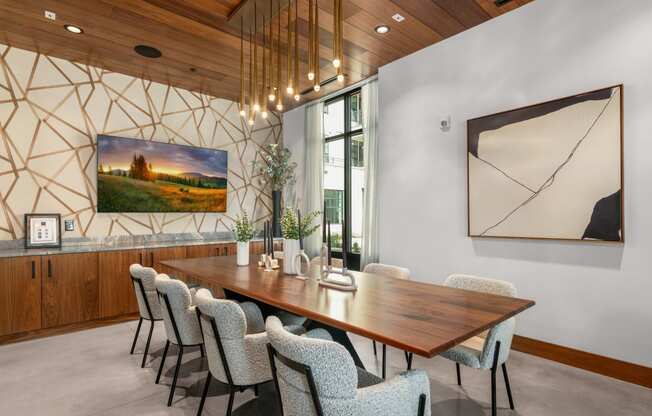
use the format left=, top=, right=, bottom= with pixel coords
left=98, top=249, right=142, bottom=318
left=0, top=256, right=42, bottom=336
left=42, top=252, right=99, bottom=328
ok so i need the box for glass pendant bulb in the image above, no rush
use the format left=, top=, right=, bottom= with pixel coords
left=308, top=72, right=315, bottom=81
left=332, top=58, right=340, bottom=68
left=313, top=84, right=320, bottom=92
left=276, top=102, right=284, bottom=111
left=337, top=73, right=345, bottom=82
left=248, top=118, right=254, bottom=126
left=294, top=94, right=300, bottom=101
left=268, top=93, right=276, bottom=102
left=253, top=103, right=260, bottom=112
left=239, top=109, right=246, bottom=117
left=262, top=111, right=268, bottom=119
left=286, top=86, right=294, bottom=95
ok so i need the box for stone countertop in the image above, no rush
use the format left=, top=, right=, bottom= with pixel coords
left=0, top=234, right=281, bottom=259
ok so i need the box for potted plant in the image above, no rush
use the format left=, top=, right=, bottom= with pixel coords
left=281, top=209, right=320, bottom=274
left=233, top=212, right=254, bottom=266
left=253, top=143, right=297, bottom=237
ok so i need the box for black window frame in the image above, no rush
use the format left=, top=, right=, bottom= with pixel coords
left=323, top=88, right=362, bottom=270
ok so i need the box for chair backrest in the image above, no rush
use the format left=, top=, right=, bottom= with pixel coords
left=154, top=274, right=202, bottom=346
left=445, top=274, right=517, bottom=367
left=194, top=289, right=259, bottom=386
left=129, top=264, right=162, bottom=320
left=266, top=316, right=357, bottom=416
left=363, top=263, right=410, bottom=280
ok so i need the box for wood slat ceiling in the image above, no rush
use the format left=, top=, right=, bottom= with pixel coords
left=0, top=0, right=534, bottom=111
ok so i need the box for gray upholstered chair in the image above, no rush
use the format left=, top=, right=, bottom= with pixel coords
left=129, top=264, right=163, bottom=368
left=362, top=263, right=411, bottom=378
left=154, top=274, right=205, bottom=407
left=440, top=274, right=517, bottom=416
left=266, top=316, right=431, bottom=416
left=193, top=289, right=306, bottom=416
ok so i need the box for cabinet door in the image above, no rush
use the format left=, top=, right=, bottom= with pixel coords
left=185, top=244, right=214, bottom=259
left=99, top=250, right=141, bottom=318
left=146, top=246, right=187, bottom=269
left=0, top=256, right=42, bottom=336
left=42, top=253, right=99, bottom=328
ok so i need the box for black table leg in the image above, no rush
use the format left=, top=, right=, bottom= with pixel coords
left=223, top=289, right=365, bottom=370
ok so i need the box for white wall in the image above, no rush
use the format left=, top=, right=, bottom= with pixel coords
left=378, top=0, right=652, bottom=366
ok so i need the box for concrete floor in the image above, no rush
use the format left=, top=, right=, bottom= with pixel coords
left=0, top=321, right=650, bottom=415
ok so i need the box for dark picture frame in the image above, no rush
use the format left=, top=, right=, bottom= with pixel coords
left=467, top=85, right=624, bottom=243
left=24, top=214, right=62, bottom=249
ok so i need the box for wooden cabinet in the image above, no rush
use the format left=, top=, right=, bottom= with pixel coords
left=0, top=256, right=42, bottom=336
left=99, top=249, right=141, bottom=318
left=42, top=252, right=99, bottom=328
left=186, top=243, right=234, bottom=259
left=146, top=246, right=186, bottom=269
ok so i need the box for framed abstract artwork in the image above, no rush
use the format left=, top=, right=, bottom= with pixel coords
left=467, top=85, right=623, bottom=242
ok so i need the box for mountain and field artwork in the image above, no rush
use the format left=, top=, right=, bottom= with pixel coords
left=97, top=135, right=228, bottom=212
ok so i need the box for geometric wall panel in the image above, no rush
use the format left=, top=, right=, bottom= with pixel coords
left=0, top=43, right=282, bottom=241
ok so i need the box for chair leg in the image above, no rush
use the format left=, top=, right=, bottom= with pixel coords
left=168, top=346, right=184, bottom=407
left=382, top=343, right=387, bottom=379
left=502, top=363, right=515, bottom=410
left=253, top=384, right=259, bottom=397
left=491, top=367, right=497, bottom=416
left=156, top=340, right=170, bottom=384
left=456, top=362, right=461, bottom=386
left=196, top=371, right=212, bottom=416
left=372, top=340, right=377, bottom=356
left=418, top=393, right=427, bottom=416
left=200, top=343, right=205, bottom=357
left=141, top=320, right=154, bottom=368
left=130, top=318, right=143, bottom=354
left=226, top=387, right=235, bottom=416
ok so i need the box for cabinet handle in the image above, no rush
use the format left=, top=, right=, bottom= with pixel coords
left=31, top=260, right=35, bottom=279
left=47, top=259, right=52, bottom=278
left=139, top=252, right=143, bottom=265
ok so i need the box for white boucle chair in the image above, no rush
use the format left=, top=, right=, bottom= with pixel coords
left=266, top=316, right=431, bottom=416
left=154, top=274, right=205, bottom=407
left=440, top=274, right=517, bottom=416
left=129, top=264, right=163, bottom=368
left=193, top=289, right=307, bottom=416
left=362, top=263, right=411, bottom=378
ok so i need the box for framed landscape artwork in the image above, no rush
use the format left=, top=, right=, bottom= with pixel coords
left=467, top=85, right=623, bottom=242
left=97, top=135, right=228, bottom=213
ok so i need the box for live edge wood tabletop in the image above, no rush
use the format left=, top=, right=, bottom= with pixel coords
left=160, top=256, right=535, bottom=358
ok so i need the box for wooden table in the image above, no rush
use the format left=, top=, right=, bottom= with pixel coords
left=160, top=256, right=534, bottom=368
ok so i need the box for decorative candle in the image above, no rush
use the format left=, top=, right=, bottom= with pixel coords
left=298, top=209, right=303, bottom=250
left=342, top=221, right=348, bottom=269
left=327, top=220, right=332, bottom=266
left=322, top=201, right=327, bottom=243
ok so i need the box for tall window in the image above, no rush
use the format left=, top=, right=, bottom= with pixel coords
left=323, top=89, right=364, bottom=269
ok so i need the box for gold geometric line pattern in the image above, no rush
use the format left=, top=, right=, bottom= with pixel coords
left=0, top=44, right=281, bottom=240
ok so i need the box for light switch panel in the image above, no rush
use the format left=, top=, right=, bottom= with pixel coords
left=64, top=219, right=75, bottom=231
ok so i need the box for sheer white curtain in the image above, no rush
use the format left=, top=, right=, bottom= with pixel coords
left=361, top=80, right=379, bottom=268
left=303, top=102, right=324, bottom=257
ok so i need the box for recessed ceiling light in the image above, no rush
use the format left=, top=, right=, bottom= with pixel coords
left=392, top=13, right=405, bottom=23
left=134, top=45, right=162, bottom=59
left=64, top=24, right=83, bottom=34
left=375, top=25, right=390, bottom=34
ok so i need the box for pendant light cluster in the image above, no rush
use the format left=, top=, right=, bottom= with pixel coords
left=238, top=0, right=344, bottom=122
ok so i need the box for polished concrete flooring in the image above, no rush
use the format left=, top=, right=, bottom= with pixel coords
left=0, top=321, right=650, bottom=415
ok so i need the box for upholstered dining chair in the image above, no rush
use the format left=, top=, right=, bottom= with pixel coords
left=129, top=264, right=163, bottom=368
left=154, top=274, right=205, bottom=407
left=362, top=263, right=411, bottom=378
left=440, top=274, right=517, bottom=416
left=193, top=289, right=308, bottom=416
left=266, top=315, right=431, bottom=416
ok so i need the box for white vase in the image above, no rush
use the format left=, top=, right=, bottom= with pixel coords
left=283, top=239, right=300, bottom=274
left=237, top=241, right=250, bottom=266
